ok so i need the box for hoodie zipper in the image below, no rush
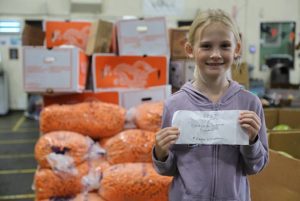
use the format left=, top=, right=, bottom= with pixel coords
left=212, top=103, right=220, bottom=200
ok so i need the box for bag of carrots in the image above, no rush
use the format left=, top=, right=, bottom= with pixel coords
left=40, top=101, right=126, bottom=139
left=134, top=101, right=164, bottom=132
left=34, top=162, right=89, bottom=200
left=38, top=193, right=106, bottom=201
left=103, top=129, right=155, bottom=164
left=98, top=163, right=172, bottom=201
left=35, top=131, right=105, bottom=169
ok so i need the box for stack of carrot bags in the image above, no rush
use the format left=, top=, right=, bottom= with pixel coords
left=33, top=101, right=172, bottom=201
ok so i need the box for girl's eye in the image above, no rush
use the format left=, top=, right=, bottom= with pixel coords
left=221, top=43, right=231, bottom=49
left=200, top=44, right=211, bottom=49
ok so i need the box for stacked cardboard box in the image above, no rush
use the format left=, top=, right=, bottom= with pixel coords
left=249, top=131, right=300, bottom=201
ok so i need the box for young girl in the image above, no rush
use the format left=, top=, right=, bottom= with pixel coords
left=152, top=9, right=269, bottom=201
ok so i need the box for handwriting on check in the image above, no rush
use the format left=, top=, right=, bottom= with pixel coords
left=190, top=119, right=224, bottom=132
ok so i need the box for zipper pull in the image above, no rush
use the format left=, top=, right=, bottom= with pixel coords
left=214, top=103, right=219, bottom=111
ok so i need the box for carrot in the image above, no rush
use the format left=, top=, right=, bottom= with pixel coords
left=98, top=163, right=172, bottom=201
left=104, top=129, right=155, bottom=164
left=34, top=162, right=89, bottom=200
left=134, top=101, right=164, bottom=132
left=40, top=101, right=126, bottom=139
left=34, top=131, right=93, bottom=169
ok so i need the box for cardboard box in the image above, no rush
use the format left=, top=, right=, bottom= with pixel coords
left=119, top=85, right=171, bottom=109
left=170, top=59, right=195, bottom=88
left=23, top=46, right=89, bottom=93
left=249, top=132, right=300, bottom=201
left=263, top=108, right=279, bottom=129
left=249, top=150, right=300, bottom=201
left=269, top=131, right=300, bottom=158
left=169, top=27, right=189, bottom=59
left=86, top=20, right=113, bottom=55
left=117, top=17, right=169, bottom=56
left=278, top=108, right=300, bottom=129
left=45, top=20, right=91, bottom=50
left=22, top=21, right=45, bottom=46
left=43, top=85, right=171, bottom=109
left=231, top=62, right=249, bottom=89
left=264, top=108, right=300, bottom=130
left=93, top=54, right=168, bottom=89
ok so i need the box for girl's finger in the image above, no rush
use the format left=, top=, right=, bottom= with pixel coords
left=156, top=133, right=179, bottom=148
left=239, top=118, right=260, bottom=130
left=240, top=112, right=260, bottom=126
left=156, top=128, right=179, bottom=141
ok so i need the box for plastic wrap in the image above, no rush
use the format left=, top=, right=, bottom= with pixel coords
left=99, top=163, right=172, bottom=201
left=35, top=131, right=97, bottom=169
left=81, top=157, right=110, bottom=192
left=71, top=193, right=105, bottom=201
left=134, top=101, right=164, bottom=132
left=40, top=101, right=126, bottom=139
left=124, top=106, right=137, bottom=129
left=104, top=129, right=155, bottom=164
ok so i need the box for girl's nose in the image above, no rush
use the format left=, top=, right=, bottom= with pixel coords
left=210, top=48, right=221, bottom=59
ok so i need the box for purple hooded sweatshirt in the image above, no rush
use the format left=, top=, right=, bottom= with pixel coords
left=152, top=81, right=269, bottom=201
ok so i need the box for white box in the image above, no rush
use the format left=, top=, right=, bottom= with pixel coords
left=43, top=85, right=171, bottom=109
left=170, top=60, right=195, bottom=88
left=119, top=85, right=171, bottom=109
left=23, top=46, right=89, bottom=93
left=117, top=17, right=169, bottom=56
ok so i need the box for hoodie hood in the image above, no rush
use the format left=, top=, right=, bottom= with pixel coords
left=180, top=80, right=243, bottom=106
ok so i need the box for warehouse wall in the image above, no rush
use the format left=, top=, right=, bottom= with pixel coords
left=0, top=0, right=299, bottom=93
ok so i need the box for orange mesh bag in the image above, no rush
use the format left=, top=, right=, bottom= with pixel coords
left=104, top=129, right=155, bottom=164
left=38, top=193, right=105, bottom=201
left=35, top=131, right=94, bottom=169
left=40, top=101, right=126, bottom=139
left=99, top=163, right=172, bottom=201
left=34, top=162, right=89, bottom=200
left=134, top=101, right=163, bottom=132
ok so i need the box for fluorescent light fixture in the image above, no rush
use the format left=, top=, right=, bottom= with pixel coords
left=122, top=16, right=137, bottom=20
left=0, top=21, right=20, bottom=27
left=0, top=27, right=21, bottom=33
left=0, top=20, right=21, bottom=33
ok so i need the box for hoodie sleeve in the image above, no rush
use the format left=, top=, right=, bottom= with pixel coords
left=240, top=96, right=269, bottom=175
left=152, top=102, right=178, bottom=176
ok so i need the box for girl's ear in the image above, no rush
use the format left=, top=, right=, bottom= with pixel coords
left=234, top=41, right=241, bottom=59
left=185, top=42, right=194, bottom=58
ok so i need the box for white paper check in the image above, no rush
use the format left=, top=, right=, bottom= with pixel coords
left=172, top=110, right=249, bottom=145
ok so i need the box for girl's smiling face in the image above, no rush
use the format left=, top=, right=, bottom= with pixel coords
left=191, top=22, right=240, bottom=80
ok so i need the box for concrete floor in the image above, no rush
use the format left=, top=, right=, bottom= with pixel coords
left=0, top=111, right=39, bottom=201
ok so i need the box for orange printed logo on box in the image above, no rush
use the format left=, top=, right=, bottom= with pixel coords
left=45, top=21, right=91, bottom=50
left=79, top=51, right=89, bottom=87
left=93, top=55, right=167, bottom=89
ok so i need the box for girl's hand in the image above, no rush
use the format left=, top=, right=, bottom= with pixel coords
left=155, top=127, right=180, bottom=161
left=239, top=111, right=261, bottom=143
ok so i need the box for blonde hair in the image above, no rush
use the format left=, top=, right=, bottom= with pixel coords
left=188, top=9, right=242, bottom=80
left=188, top=9, right=241, bottom=46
